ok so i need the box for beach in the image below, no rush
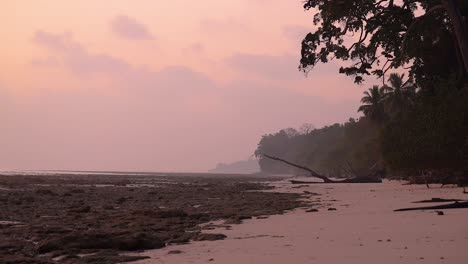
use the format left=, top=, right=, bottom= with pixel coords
left=0, top=173, right=301, bottom=263
left=133, top=178, right=468, bottom=264
left=1, top=173, right=467, bottom=263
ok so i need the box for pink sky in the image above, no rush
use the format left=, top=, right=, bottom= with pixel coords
left=1, top=1, right=371, bottom=172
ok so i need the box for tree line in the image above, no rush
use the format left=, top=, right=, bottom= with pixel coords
left=255, top=0, right=468, bottom=183
left=255, top=73, right=467, bottom=182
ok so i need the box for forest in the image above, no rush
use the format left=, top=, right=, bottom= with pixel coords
left=255, top=0, right=468, bottom=184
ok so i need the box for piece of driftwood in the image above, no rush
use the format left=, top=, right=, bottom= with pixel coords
left=412, top=198, right=465, bottom=203
left=394, top=201, right=468, bottom=212
left=290, top=180, right=317, bottom=185
left=290, top=177, right=382, bottom=184
left=262, top=154, right=382, bottom=184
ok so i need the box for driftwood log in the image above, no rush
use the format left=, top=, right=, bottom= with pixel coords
left=395, top=201, right=468, bottom=211
left=262, top=154, right=382, bottom=184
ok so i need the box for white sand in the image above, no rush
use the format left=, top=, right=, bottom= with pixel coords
left=133, top=179, right=468, bottom=264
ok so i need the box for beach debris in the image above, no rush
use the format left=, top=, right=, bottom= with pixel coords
left=262, top=154, right=382, bottom=184
left=117, top=197, right=127, bottom=204
left=233, top=234, right=269, bottom=240
left=394, top=201, right=468, bottom=212
left=436, top=211, right=445, bottom=215
left=291, top=180, right=316, bottom=184
left=103, top=205, right=114, bottom=210
left=168, top=250, right=183, bottom=254
left=292, top=185, right=309, bottom=188
left=35, top=189, right=56, bottom=195
left=306, top=208, right=319, bottom=213
left=224, top=215, right=252, bottom=225
left=412, top=198, right=464, bottom=203
left=0, top=174, right=305, bottom=263
left=70, top=205, right=91, bottom=213
left=0, top=221, right=23, bottom=227
left=36, top=232, right=165, bottom=253
left=193, top=233, right=227, bottom=241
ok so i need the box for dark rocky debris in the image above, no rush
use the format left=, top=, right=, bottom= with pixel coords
left=0, top=174, right=304, bottom=264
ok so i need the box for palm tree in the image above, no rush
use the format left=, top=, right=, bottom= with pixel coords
left=358, top=85, right=387, bottom=123
left=382, top=73, right=416, bottom=115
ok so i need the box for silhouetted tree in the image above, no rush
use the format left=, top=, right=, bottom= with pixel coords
left=299, top=0, right=468, bottom=85
left=255, top=119, right=380, bottom=176
left=381, top=78, right=468, bottom=173
left=285, top=0, right=468, bottom=183
left=382, top=73, right=416, bottom=115
left=358, top=86, right=387, bottom=123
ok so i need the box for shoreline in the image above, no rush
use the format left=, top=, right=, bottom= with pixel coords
left=0, top=174, right=303, bottom=264
left=132, top=178, right=468, bottom=264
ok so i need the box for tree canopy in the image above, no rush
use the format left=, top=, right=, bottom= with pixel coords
left=255, top=1, right=468, bottom=184
left=300, top=0, right=468, bottom=85
left=358, top=85, right=387, bottom=123
left=255, top=118, right=380, bottom=176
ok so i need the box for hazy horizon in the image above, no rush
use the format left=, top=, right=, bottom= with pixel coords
left=1, top=1, right=370, bottom=172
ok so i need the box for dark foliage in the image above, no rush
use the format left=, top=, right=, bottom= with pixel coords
left=255, top=118, right=380, bottom=176
left=300, top=0, right=468, bottom=84
left=381, top=79, right=468, bottom=171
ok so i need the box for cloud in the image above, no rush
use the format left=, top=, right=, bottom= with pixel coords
left=33, top=30, right=130, bottom=75
left=110, top=15, right=154, bottom=40
left=33, top=30, right=75, bottom=51
left=32, top=30, right=215, bottom=97
left=3, top=30, right=360, bottom=172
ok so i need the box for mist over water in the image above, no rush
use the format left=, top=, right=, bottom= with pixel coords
left=1, top=1, right=363, bottom=173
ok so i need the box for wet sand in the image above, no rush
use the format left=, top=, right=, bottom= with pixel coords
left=133, top=179, right=468, bottom=264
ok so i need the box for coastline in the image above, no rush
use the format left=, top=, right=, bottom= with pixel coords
left=133, top=178, right=468, bottom=264
left=0, top=174, right=302, bottom=263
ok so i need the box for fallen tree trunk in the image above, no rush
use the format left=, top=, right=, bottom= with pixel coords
left=290, top=177, right=382, bottom=184
left=262, top=154, right=382, bottom=184
left=395, top=201, right=468, bottom=212
left=412, top=198, right=465, bottom=203
left=262, top=154, right=334, bottom=183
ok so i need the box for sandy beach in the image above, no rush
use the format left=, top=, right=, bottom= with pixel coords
left=133, top=178, right=468, bottom=264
